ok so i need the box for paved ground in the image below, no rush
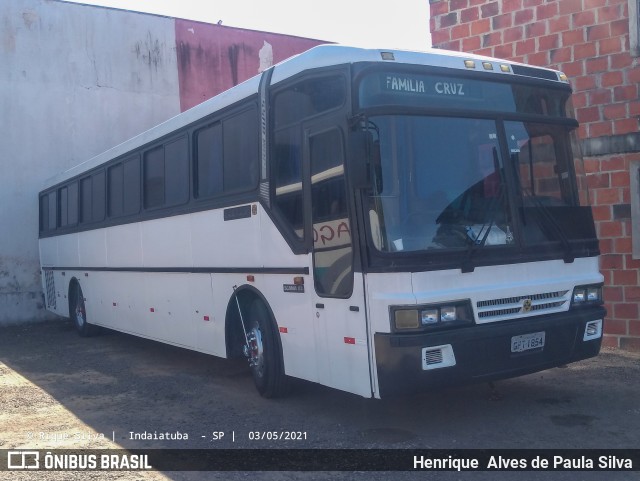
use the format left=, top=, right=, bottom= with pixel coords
left=0, top=319, right=639, bottom=480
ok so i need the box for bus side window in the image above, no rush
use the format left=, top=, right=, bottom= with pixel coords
left=222, top=108, right=259, bottom=193
left=273, top=76, right=345, bottom=128
left=143, top=137, right=188, bottom=210
left=165, top=136, right=189, bottom=206
left=310, top=129, right=353, bottom=298
left=108, top=157, right=141, bottom=218
left=123, top=156, right=141, bottom=215
left=58, top=183, right=79, bottom=228
left=271, top=76, right=345, bottom=244
left=144, top=146, right=165, bottom=209
left=48, top=191, right=57, bottom=230
left=194, top=107, right=258, bottom=199
left=195, top=123, right=223, bottom=198
left=67, top=182, right=78, bottom=225
left=273, top=127, right=304, bottom=240
left=59, top=186, right=68, bottom=227
left=92, top=171, right=106, bottom=222
left=80, top=176, right=92, bottom=223
left=108, top=163, right=124, bottom=217
left=39, top=193, right=52, bottom=232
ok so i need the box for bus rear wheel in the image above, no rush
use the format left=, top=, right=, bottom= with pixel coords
left=70, top=283, right=97, bottom=337
left=246, top=300, right=288, bottom=398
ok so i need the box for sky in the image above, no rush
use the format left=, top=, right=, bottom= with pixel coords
left=61, top=0, right=432, bottom=50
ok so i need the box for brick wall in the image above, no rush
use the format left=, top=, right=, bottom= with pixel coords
left=430, top=0, right=640, bottom=350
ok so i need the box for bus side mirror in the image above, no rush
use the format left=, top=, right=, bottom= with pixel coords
left=349, top=131, right=381, bottom=190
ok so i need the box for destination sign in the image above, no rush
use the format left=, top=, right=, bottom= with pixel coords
left=382, top=74, right=483, bottom=100
left=358, top=71, right=522, bottom=112
left=359, top=70, right=571, bottom=116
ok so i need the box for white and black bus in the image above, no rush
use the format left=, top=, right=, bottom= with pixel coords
left=39, top=45, right=605, bottom=398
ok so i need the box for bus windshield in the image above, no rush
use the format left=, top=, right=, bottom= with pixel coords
left=364, top=114, right=594, bottom=258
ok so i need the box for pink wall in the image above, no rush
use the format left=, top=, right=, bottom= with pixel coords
left=175, top=20, right=327, bottom=111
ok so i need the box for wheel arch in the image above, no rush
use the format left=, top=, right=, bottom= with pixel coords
left=67, top=277, right=82, bottom=318
left=224, top=285, right=282, bottom=360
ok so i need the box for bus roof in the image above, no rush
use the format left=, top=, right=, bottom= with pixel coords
left=42, top=44, right=567, bottom=190
left=269, top=44, right=566, bottom=84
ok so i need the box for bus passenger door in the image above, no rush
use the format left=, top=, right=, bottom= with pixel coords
left=306, top=126, right=373, bottom=397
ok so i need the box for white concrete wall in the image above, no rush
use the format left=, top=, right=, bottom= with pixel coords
left=0, top=0, right=181, bottom=324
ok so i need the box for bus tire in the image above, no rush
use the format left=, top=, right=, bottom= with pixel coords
left=247, top=299, right=289, bottom=398
left=70, top=282, right=97, bottom=337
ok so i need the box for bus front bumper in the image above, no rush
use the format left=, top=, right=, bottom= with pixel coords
left=374, top=307, right=606, bottom=397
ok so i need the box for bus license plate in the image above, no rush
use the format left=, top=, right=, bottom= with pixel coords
left=511, top=331, right=545, bottom=353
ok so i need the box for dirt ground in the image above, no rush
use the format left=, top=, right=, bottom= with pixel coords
left=1, top=319, right=639, bottom=481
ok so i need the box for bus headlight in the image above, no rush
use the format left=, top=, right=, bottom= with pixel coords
left=393, top=301, right=474, bottom=331
left=572, top=284, right=603, bottom=306
left=394, top=309, right=420, bottom=329
left=421, top=308, right=439, bottom=325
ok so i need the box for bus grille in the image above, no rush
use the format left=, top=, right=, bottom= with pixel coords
left=44, top=270, right=56, bottom=309
left=424, top=348, right=443, bottom=366
left=476, top=290, right=570, bottom=321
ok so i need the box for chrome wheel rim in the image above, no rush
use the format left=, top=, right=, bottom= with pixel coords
left=249, top=326, right=265, bottom=378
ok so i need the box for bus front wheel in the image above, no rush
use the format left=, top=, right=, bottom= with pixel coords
left=246, top=300, right=288, bottom=398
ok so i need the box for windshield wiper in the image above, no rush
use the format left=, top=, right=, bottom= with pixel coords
left=522, top=189, right=574, bottom=264
left=460, top=186, right=505, bottom=273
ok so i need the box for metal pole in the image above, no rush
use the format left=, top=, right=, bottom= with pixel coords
left=232, top=285, right=252, bottom=356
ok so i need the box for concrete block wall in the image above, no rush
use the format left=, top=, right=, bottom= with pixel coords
left=0, top=0, right=323, bottom=326
left=1, top=0, right=182, bottom=325
left=430, top=0, right=640, bottom=350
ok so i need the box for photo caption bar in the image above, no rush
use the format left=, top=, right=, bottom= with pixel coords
left=1, top=449, right=638, bottom=472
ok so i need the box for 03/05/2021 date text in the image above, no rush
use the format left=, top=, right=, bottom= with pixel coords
left=248, top=431, right=308, bottom=441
